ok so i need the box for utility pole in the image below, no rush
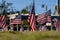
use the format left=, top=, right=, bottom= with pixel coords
left=42, top=4, right=48, bottom=11
left=44, top=5, right=48, bottom=11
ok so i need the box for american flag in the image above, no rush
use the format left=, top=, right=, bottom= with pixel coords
left=27, top=0, right=36, bottom=31
left=10, top=19, right=21, bottom=24
left=54, top=19, right=58, bottom=30
left=58, top=20, right=60, bottom=30
left=0, top=15, right=7, bottom=31
left=54, top=19, right=60, bottom=31
left=37, top=10, right=51, bottom=24
left=37, top=13, right=46, bottom=24
left=10, top=14, right=21, bottom=25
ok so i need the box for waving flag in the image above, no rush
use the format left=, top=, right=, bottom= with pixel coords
left=37, top=13, right=46, bottom=24
left=0, top=15, right=7, bottom=31
left=54, top=19, right=58, bottom=31
left=27, top=0, right=36, bottom=31
left=10, top=14, right=21, bottom=25
left=54, top=18, right=60, bottom=31
left=37, top=10, right=51, bottom=24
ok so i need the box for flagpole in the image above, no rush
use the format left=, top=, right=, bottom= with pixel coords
left=33, top=0, right=35, bottom=14
left=19, top=12, right=23, bottom=32
left=33, top=0, right=36, bottom=31
left=17, top=24, right=18, bottom=31
left=10, top=7, right=14, bottom=31
left=57, top=0, right=58, bottom=6
left=46, top=6, right=48, bottom=11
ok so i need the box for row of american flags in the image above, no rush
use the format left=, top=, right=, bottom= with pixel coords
left=0, top=10, right=59, bottom=31
left=0, top=1, right=60, bottom=31
left=0, top=14, right=22, bottom=31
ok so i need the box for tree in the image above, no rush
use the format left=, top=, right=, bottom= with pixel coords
left=0, top=0, right=12, bottom=15
left=21, top=8, right=29, bottom=30
left=21, top=9, right=29, bottom=14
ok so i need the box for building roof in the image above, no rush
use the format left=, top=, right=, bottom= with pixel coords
left=7, top=13, right=38, bottom=20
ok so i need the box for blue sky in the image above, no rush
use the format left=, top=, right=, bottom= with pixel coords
left=0, top=0, right=56, bottom=14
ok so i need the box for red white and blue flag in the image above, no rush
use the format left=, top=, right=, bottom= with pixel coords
left=27, top=0, right=36, bottom=31
left=37, top=10, right=51, bottom=24
left=0, top=15, right=7, bottom=31
left=54, top=18, right=60, bottom=30
left=10, top=14, right=21, bottom=25
left=37, top=13, right=46, bottom=24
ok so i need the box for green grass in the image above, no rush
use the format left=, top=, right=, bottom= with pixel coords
left=0, top=31, right=60, bottom=40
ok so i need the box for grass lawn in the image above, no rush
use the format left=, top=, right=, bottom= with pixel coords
left=0, top=31, right=60, bottom=40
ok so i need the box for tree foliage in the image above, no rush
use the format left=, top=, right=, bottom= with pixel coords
left=21, top=9, right=29, bottom=14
